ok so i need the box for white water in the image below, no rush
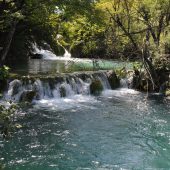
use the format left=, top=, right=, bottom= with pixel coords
left=4, top=72, right=94, bottom=102
left=33, top=43, right=71, bottom=60
left=4, top=70, right=141, bottom=113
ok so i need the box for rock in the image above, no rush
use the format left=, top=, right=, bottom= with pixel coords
left=106, top=71, right=120, bottom=89
left=20, top=90, right=36, bottom=102
left=41, top=42, right=52, bottom=51
left=59, top=85, right=66, bottom=97
left=90, top=79, right=103, bottom=95
left=30, top=53, right=43, bottom=59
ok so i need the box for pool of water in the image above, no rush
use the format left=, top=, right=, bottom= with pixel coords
left=1, top=89, right=170, bottom=170
left=9, top=58, right=133, bottom=75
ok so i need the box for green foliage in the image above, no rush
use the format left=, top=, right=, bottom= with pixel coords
left=0, top=0, right=170, bottom=68
left=0, top=103, right=19, bottom=139
left=0, top=65, right=10, bottom=81
left=115, top=67, right=127, bottom=79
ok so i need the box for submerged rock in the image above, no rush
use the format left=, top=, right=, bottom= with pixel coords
left=90, top=79, right=103, bottom=95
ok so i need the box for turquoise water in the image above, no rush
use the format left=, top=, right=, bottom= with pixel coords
left=9, top=59, right=133, bottom=75
left=1, top=89, right=170, bottom=170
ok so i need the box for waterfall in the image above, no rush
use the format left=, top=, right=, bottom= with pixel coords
left=32, top=43, right=71, bottom=60
left=63, top=48, right=71, bottom=58
left=120, top=78, right=129, bottom=88
left=4, top=71, right=115, bottom=102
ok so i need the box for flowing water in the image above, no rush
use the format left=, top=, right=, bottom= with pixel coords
left=1, top=49, right=170, bottom=169
left=1, top=83, right=170, bottom=169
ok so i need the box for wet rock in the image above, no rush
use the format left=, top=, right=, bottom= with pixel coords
left=106, top=71, right=120, bottom=89
left=20, top=90, right=36, bottom=102
left=30, top=53, right=43, bottom=59
left=55, top=76, right=64, bottom=84
left=90, top=79, right=103, bottom=95
left=41, top=42, right=52, bottom=51
left=59, top=85, right=66, bottom=97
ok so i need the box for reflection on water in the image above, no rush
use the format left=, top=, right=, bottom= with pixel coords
left=10, top=59, right=133, bottom=75
left=28, top=60, right=71, bottom=74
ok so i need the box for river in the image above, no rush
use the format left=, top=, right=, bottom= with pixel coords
left=1, top=87, right=170, bottom=169
left=1, top=53, right=170, bottom=169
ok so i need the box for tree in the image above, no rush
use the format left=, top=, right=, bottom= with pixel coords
left=0, top=0, right=25, bottom=65
left=104, top=0, right=170, bottom=90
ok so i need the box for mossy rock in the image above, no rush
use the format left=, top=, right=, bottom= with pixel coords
left=20, top=90, right=36, bottom=102
left=90, top=79, right=103, bottom=95
left=106, top=71, right=120, bottom=89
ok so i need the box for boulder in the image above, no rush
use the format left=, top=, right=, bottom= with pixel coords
left=106, top=71, right=120, bottom=89
left=90, top=79, right=103, bottom=95
left=20, top=90, right=36, bottom=102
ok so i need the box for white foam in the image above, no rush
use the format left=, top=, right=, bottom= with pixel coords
left=102, top=88, right=139, bottom=98
left=33, top=94, right=98, bottom=111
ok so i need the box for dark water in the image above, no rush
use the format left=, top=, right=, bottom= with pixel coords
left=1, top=89, right=170, bottom=170
left=9, top=59, right=133, bottom=75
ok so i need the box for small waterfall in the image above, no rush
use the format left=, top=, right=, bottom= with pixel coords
left=2, top=71, right=142, bottom=106
left=32, top=43, right=71, bottom=60
left=120, top=78, right=129, bottom=88
left=95, top=72, right=111, bottom=90
left=63, top=48, right=71, bottom=58
left=4, top=71, right=118, bottom=102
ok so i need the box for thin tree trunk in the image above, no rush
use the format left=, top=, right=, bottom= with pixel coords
left=0, top=20, right=18, bottom=66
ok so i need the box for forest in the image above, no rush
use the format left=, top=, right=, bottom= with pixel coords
left=0, top=0, right=170, bottom=89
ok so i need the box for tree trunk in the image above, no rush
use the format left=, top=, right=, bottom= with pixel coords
left=0, top=20, right=18, bottom=66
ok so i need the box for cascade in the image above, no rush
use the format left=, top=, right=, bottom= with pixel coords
left=4, top=71, right=119, bottom=102
left=32, top=43, right=71, bottom=60
left=63, top=48, right=71, bottom=58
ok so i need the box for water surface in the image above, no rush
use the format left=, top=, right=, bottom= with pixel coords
left=9, top=59, right=133, bottom=75
left=1, top=89, right=170, bottom=170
